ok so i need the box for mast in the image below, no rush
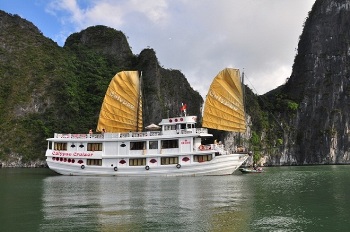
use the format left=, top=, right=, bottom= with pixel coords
left=238, top=70, right=245, bottom=146
left=136, top=71, right=142, bottom=132
left=241, top=70, right=246, bottom=118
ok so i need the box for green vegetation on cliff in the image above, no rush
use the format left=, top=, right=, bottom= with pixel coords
left=0, top=12, right=202, bottom=165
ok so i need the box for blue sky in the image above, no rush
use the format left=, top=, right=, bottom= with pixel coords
left=2, top=1, right=57, bottom=40
left=1, top=0, right=316, bottom=97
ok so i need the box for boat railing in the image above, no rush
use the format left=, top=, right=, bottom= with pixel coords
left=179, top=128, right=197, bottom=134
left=117, top=131, right=161, bottom=138
left=54, top=131, right=161, bottom=139
left=196, top=143, right=227, bottom=155
left=54, top=133, right=104, bottom=139
left=196, top=128, right=208, bottom=134
left=213, top=144, right=228, bottom=155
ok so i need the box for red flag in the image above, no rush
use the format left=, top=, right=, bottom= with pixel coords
left=181, top=103, right=187, bottom=112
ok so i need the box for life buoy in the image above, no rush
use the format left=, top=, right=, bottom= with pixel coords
left=114, top=167, right=118, bottom=171
left=145, top=165, right=150, bottom=170
left=81, top=165, right=85, bottom=169
left=199, top=145, right=205, bottom=150
left=176, top=164, right=181, bottom=169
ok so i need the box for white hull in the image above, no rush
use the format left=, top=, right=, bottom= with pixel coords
left=46, top=154, right=248, bottom=177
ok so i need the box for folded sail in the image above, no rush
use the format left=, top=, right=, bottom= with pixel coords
left=202, top=68, right=246, bottom=132
left=96, top=71, right=143, bottom=132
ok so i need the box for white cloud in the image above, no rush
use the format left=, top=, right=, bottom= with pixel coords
left=45, top=0, right=315, bottom=97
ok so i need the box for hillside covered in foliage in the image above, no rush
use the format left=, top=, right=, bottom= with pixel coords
left=3, top=0, right=350, bottom=167
left=0, top=10, right=203, bottom=166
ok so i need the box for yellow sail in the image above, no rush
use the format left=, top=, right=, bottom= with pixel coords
left=96, top=71, right=143, bottom=132
left=202, top=68, right=246, bottom=132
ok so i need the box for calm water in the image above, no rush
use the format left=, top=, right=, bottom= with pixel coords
left=1, top=166, right=350, bottom=232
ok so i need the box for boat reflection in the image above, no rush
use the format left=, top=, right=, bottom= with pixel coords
left=40, top=175, right=250, bottom=231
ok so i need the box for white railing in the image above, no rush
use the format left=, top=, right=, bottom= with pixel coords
left=54, top=131, right=161, bottom=139
left=54, top=128, right=209, bottom=139
left=213, top=144, right=227, bottom=155
left=195, top=128, right=208, bottom=134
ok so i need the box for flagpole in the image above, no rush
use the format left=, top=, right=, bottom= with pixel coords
left=181, top=103, right=187, bottom=117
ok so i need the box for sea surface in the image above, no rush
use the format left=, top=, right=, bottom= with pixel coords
left=1, top=165, right=350, bottom=232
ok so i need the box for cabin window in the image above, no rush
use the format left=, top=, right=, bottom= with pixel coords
left=87, top=159, right=102, bottom=166
left=164, top=125, right=176, bottom=131
left=130, top=141, right=146, bottom=150
left=161, top=157, right=179, bottom=165
left=48, top=141, right=53, bottom=149
left=187, top=124, right=194, bottom=129
left=129, top=158, right=146, bottom=166
left=161, top=140, right=178, bottom=149
left=87, top=143, right=102, bottom=151
left=149, top=141, right=158, bottom=149
left=54, top=143, right=67, bottom=151
left=194, top=154, right=213, bottom=162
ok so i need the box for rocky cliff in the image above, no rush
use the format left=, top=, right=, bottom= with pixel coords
left=265, top=0, right=350, bottom=165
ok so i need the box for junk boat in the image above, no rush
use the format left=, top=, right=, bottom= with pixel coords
left=45, top=68, right=249, bottom=176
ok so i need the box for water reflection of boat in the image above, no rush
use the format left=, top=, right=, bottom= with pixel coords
left=40, top=175, right=249, bottom=231
left=45, top=68, right=249, bottom=176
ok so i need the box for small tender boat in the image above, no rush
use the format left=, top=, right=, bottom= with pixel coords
left=239, top=168, right=263, bottom=174
left=45, top=68, right=250, bottom=176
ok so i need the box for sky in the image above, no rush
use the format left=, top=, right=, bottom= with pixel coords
left=1, top=0, right=316, bottom=98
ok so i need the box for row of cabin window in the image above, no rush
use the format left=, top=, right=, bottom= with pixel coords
left=135, top=157, right=178, bottom=165
left=86, top=156, right=212, bottom=167
left=54, top=143, right=102, bottom=151
left=54, top=140, right=179, bottom=151
left=131, top=140, right=178, bottom=150
left=87, top=157, right=180, bottom=166
left=163, top=124, right=195, bottom=131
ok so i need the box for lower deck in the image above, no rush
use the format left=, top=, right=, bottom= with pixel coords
left=47, top=152, right=216, bottom=170
left=46, top=152, right=248, bottom=176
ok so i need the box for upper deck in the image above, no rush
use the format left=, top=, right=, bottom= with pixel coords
left=50, top=115, right=210, bottom=141
left=52, top=127, right=209, bottom=140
